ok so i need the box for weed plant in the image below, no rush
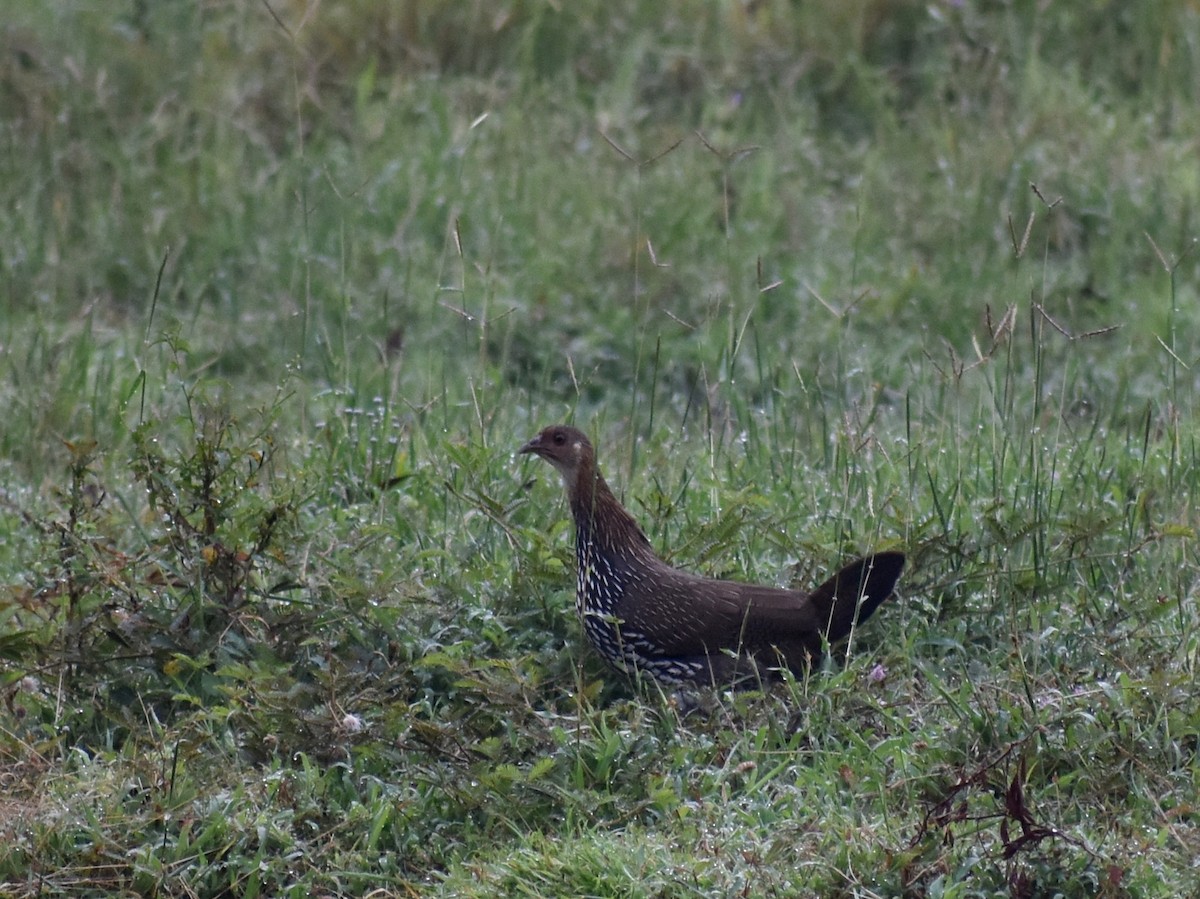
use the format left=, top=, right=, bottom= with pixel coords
left=1, top=1, right=1198, bottom=896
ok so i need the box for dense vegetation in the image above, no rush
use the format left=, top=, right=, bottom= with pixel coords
left=1, top=1, right=1197, bottom=895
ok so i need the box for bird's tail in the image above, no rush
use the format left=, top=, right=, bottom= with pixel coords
left=808, top=551, right=905, bottom=644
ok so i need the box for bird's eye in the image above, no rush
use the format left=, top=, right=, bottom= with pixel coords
left=553, top=432, right=566, bottom=445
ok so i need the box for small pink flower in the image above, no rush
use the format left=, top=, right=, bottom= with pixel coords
left=869, top=663, right=888, bottom=683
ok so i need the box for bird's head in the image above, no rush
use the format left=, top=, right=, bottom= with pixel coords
left=519, top=425, right=595, bottom=483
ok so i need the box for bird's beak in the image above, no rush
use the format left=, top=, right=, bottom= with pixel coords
left=518, top=434, right=542, bottom=456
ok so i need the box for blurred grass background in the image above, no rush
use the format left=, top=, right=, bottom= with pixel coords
left=1, top=1, right=1198, bottom=896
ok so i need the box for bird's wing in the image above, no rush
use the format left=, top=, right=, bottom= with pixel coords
left=612, top=552, right=904, bottom=664
left=613, top=567, right=818, bottom=658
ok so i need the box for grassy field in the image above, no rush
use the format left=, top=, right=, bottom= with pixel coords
left=1, top=1, right=1198, bottom=895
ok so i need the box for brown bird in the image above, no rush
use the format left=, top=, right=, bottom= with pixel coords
left=519, top=425, right=905, bottom=686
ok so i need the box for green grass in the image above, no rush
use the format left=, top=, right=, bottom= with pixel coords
left=1, top=0, right=1199, bottom=895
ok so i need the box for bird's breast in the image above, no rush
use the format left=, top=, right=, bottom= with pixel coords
left=575, top=539, right=627, bottom=617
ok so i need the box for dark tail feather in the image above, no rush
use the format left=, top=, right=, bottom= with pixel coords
left=808, top=551, right=905, bottom=643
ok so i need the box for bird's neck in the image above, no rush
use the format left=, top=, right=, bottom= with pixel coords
left=568, top=465, right=654, bottom=562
